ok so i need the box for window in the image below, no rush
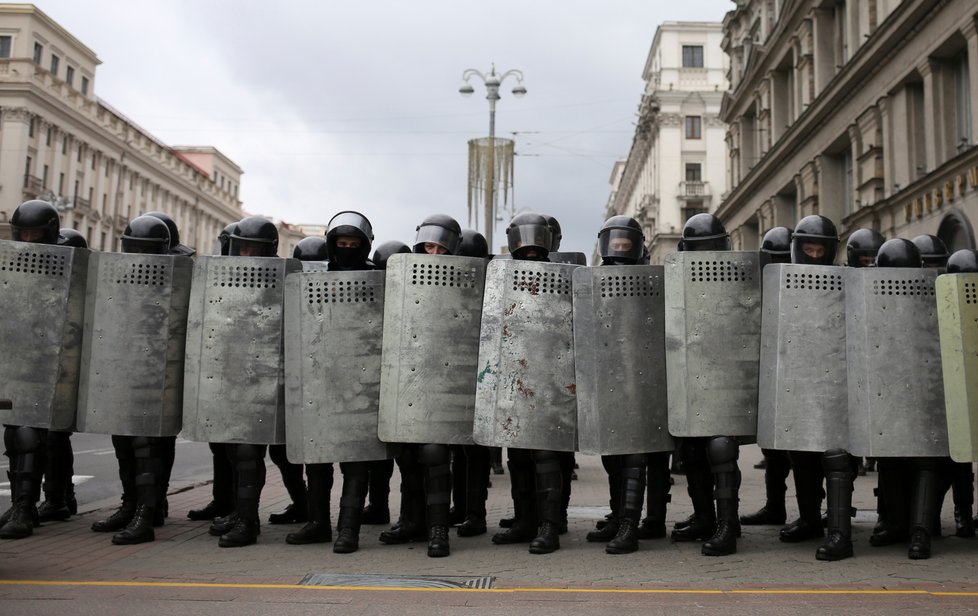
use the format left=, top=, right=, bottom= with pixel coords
left=33, top=42, right=42, bottom=64
left=28, top=117, right=34, bottom=138
left=58, top=173, right=64, bottom=195
left=91, top=153, right=96, bottom=170
left=46, top=127, right=52, bottom=146
left=62, top=136, right=68, bottom=155
left=77, top=145, right=82, bottom=162
left=842, top=149, right=853, bottom=215
left=683, top=201, right=707, bottom=221
left=50, top=54, right=59, bottom=76
left=685, top=163, right=702, bottom=181
left=81, top=76, right=89, bottom=95
left=42, top=164, right=49, bottom=188
left=0, top=36, right=11, bottom=59
left=685, top=116, right=702, bottom=139
left=682, top=45, right=704, bottom=68
left=24, top=156, right=31, bottom=187
left=74, top=180, right=79, bottom=199
left=65, top=66, right=74, bottom=87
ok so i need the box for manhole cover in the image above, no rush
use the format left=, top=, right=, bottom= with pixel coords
left=299, top=573, right=495, bottom=589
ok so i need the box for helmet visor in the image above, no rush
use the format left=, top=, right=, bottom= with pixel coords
left=598, top=227, right=643, bottom=263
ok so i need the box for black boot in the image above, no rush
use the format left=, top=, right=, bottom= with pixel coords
left=287, top=463, right=332, bottom=544
left=816, top=450, right=854, bottom=561
left=908, top=459, right=943, bottom=560
left=638, top=452, right=670, bottom=539
left=0, top=471, right=15, bottom=528
left=379, top=462, right=426, bottom=544
left=702, top=437, right=740, bottom=556
left=952, top=461, right=975, bottom=538
left=428, top=524, right=450, bottom=557
left=492, top=458, right=537, bottom=544
left=189, top=443, right=235, bottom=520
left=528, top=521, right=560, bottom=554
left=333, top=465, right=367, bottom=554
left=458, top=445, right=489, bottom=537
left=220, top=444, right=265, bottom=548
left=111, top=503, right=156, bottom=545
left=528, top=452, right=562, bottom=554
left=607, top=460, right=645, bottom=554
left=671, top=469, right=716, bottom=541
left=92, top=500, right=137, bottom=532
left=589, top=455, right=621, bottom=542
left=780, top=451, right=824, bottom=542
left=0, top=468, right=37, bottom=539
left=268, top=446, right=309, bottom=525
left=209, top=512, right=238, bottom=536
left=38, top=431, right=73, bottom=522
left=363, top=459, right=393, bottom=524
left=870, top=458, right=910, bottom=546
left=742, top=450, right=789, bottom=525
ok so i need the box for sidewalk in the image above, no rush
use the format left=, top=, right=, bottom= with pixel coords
left=0, top=446, right=975, bottom=598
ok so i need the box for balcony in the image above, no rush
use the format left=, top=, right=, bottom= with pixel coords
left=23, top=174, right=44, bottom=195
left=678, top=181, right=711, bottom=200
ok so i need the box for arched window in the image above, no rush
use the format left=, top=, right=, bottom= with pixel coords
left=937, top=208, right=976, bottom=252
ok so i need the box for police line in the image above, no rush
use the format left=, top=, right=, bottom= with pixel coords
left=1, top=242, right=975, bottom=465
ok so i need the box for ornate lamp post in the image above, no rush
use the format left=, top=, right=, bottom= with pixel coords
left=459, top=64, right=526, bottom=250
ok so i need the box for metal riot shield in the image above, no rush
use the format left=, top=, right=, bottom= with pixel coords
left=549, top=252, right=587, bottom=266
left=0, top=241, right=88, bottom=430
left=846, top=268, right=947, bottom=457
left=573, top=265, right=672, bottom=455
left=664, top=251, right=761, bottom=438
left=757, top=264, right=848, bottom=452
left=936, top=273, right=978, bottom=462
left=285, top=269, right=398, bottom=463
left=474, top=259, right=580, bottom=451
left=378, top=254, right=487, bottom=444
left=76, top=253, right=192, bottom=437
left=182, top=256, right=301, bottom=444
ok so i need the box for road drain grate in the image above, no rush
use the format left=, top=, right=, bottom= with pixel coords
left=299, top=573, right=495, bottom=589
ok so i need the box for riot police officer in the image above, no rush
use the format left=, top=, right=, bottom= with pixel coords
left=911, top=236, right=975, bottom=542
left=584, top=216, right=671, bottom=554
left=846, top=228, right=886, bottom=268
left=206, top=216, right=280, bottom=547
left=34, top=228, right=89, bottom=524
left=669, top=213, right=744, bottom=556
left=489, top=212, right=566, bottom=554
left=782, top=218, right=843, bottom=554
left=146, top=211, right=196, bottom=257
left=0, top=200, right=63, bottom=539
left=740, top=227, right=793, bottom=529
left=186, top=223, right=237, bottom=523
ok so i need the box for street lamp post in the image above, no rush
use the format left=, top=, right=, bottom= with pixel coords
left=459, top=64, right=526, bottom=250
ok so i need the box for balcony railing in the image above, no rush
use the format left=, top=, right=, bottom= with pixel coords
left=23, top=174, right=43, bottom=193
left=678, top=180, right=710, bottom=199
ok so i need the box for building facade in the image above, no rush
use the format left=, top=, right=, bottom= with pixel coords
left=605, top=22, right=729, bottom=264
left=718, top=0, right=978, bottom=252
left=0, top=4, right=247, bottom=254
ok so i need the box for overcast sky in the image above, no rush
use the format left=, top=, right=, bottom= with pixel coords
left=38, top=0, right=727, bottom=256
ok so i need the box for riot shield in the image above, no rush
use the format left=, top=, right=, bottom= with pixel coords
left=846, top=268, right=947, bottom=457
left=757, top=264, right=848, bottom=452
left=76, top=253, right=192, bottom=437
left=378, top=254, right=487, bottom=444
left=182, top=256, right=300, bottom=444
left=664, top=251, right=761, bottom=438
left=473, top=259, right=580, bottom=451
left=936, top=273, right=978, bottom=462
left=0, top=241, right=88, bottom=430
left=285, top=269, right=397, bottom=463
left=549, top=252, right=587, bottom=266
left=573, top=265, right=672, bottom=455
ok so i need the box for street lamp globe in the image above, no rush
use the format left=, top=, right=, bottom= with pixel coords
left=459, top=83, right=475, bottom=97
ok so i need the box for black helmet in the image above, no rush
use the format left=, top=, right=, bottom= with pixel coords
left=121, top=215, right=171, bottom=255
left=947, top=249, right=978, bottom=273
left=145, top=211, right=195, bottom=256
left=458, top=229, right=489, bottom=259
left=679, top=213, right=729, bottom=252
left=790, top=215, right=838, bottom=265
left=598, top=216, right=644, bottom=265
left=911, top=234, right=949, bottom=268
left=217, top=223, right=236, bottom=256
left=11, top=199, right=60, bottom=244
left=414, top=214, right=462, bottom=255
left=876, top=238, right=922, bottom=268
left=545, top=215, right=562, bottom=252
left=371, top=240, right=411, bottom=270
left=292, top=236, right=328, bottom=261
left=229, top=216, right=278, bottom=257
left=325, top=210, right=373, bottom=268
left=760, top=227, right=793, bottom=264
left=846, top=228, right=885, bottom=268
left=506, top=212, right=552, bottom=261
left=58, top=228, right=88, bottom=249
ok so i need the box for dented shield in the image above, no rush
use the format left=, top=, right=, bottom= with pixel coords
left=473, top=259, right=580, bottom=451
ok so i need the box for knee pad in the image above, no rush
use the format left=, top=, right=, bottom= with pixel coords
left=419, top=443, right=450, bottom=467
left=13, top=426, right=44, bottom=452
left=706, top=436, right=738, bottom=465
left=822, top=449, right=851, bottom=473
